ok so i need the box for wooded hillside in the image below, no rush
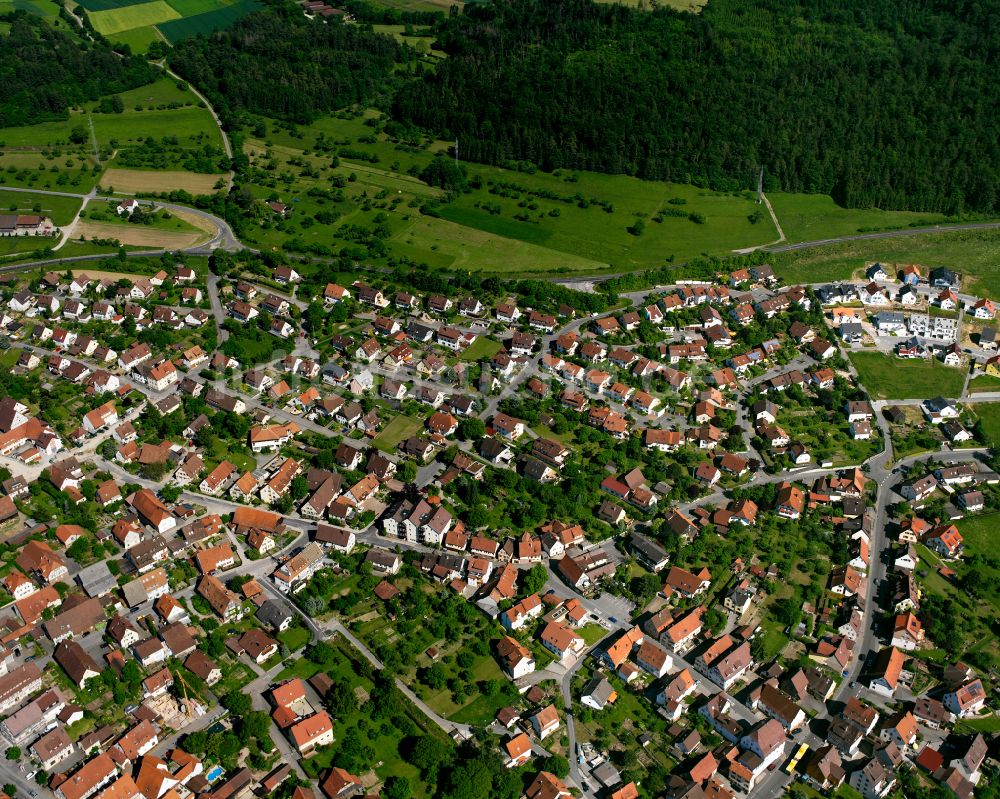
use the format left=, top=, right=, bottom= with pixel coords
left=167, top=8, right=404, bottom=125
left=390, top=0, right=1000, bottom=215
left=0, top=15, right=155, bottom=128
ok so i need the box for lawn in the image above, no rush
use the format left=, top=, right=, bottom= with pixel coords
left=767, top=193, right=951, bottom=244
left=968, top=404, right=1000, bottom=446
left=955, top=512, right=1000, bottom=557
left=579, top=624, right=609, bottom=646
left=0, top=189, right=82, bottom=225
left=956, top=715, right=1000, bottom=734
left=772, top=228, right=1000, bottom=299
left=277, top=624, right=311, bottom=652
left=967, top=375, right=1000, bottom=394
left=372, top=413, right=423, bottom=453
left=757, top=616, right=790, bottom=660
left=849, top=351, right=966, bottom=400
left=459, top=336, right=501, bottom=362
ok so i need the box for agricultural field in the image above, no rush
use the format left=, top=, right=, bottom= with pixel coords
left=772, top=228, right=1000, bottom=299
left=90, top=107, right=222, bottom=150
left=849, top=351, right=966, bottom=400
left=100, top=168, right=226, bottom=195
left=157, top=0, right=260, bottom=43
left=88, top=1, right=182, bottom=36
left=767, top=192, right=952, bottom=244
left=75, top=0, right=261, bottom=51
left=106, top=23, right=162, bottom=51
left=73, top=219, right=206, bottom=248
left=0, top=0, right=60, bottom=19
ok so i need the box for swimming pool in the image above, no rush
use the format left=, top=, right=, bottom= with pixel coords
left=205, top=766, right=224, bottom=782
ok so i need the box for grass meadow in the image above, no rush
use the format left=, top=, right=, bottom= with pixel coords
left=768, top=193, right=951, bottom=243
left=0, top=189, right=82, bottom=224
left=773, top=228, right=1000, bottom=298
left=849, top=351, right=966, bottom=400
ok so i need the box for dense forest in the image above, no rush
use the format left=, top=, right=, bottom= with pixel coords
left=167, top=9, right=404, bottom=126
left=390, top=0, right=1000, bottom=215
left=0, top=15, right=155, bottom=128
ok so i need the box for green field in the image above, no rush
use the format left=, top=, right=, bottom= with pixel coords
left=157, top=0, right=260, bottom=42
left=849, top=351, right=966, bottom=400
left=372, top=414, right=423, bottom=452
left=0, top=237, right=55, bottom=258
left=92, top=107, right=221, bottom=149
left=441, top=168, right=778, bottom=270
left=968, top=404, right=1000, bottom=446
left=242, top=112, right=784, bottom=274
left=77, top=0, right=144, bottom=10
left=458, top=336, right=501, bottom=362
left=89, top=0, right=180, bottom=35
left=355, top=0, right=460, bottom=11
left=772, top=228, right=1000, bottom=298
left=165, top=0, right=221, bottom=14
left=96, top=78, right=195, bottom=110
left=0, top=189, right=82, bottom=225
left=968, top=375, right=1000, bottom=394
left=0, top=102, right=220, bottom=157
left=768, top=193, right=952, bottom=244
left=107, top=25, right=163, bottom=52
left=956, top=512, right=1000, bottom=557
left=0, top=0, right=59, bottom=18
